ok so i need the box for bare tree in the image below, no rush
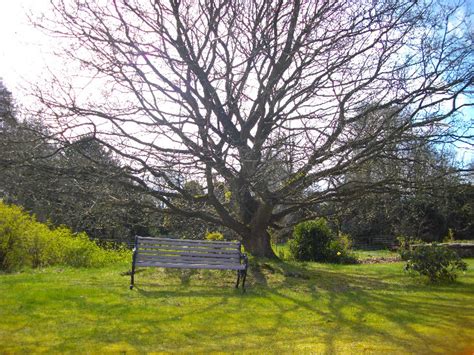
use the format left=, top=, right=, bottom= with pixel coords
left=0, top=79, right=17, bottom=130
left=30, top=0, right=473, bottom=257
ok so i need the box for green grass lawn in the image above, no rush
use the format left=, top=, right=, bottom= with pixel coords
left=353, top=249, right=400, bottom=260
left=272, top=242, right=400, bottom=262
left=1, top=259, right=473, bottom=353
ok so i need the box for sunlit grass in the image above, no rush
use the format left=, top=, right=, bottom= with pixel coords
left=353, top=248, right=400, bottom=260
left=272, top=242, right=400, bottom=262
left=1, top=259, right=473, bottom=353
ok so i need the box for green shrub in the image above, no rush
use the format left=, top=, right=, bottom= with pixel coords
left=443, top=228, right=455, bottom=243
left=289, top=218, right=357, bottom=263
left=289, top=219, right=332, bottom=262
left=397, top=235, right=423, bottom=260
left=205, top=231, right=224, bottom=241
left=404, top=243, right=467, bottom=283
left=329, top=238, right=358, bottom=264
left=336, top=232, right=353, bottom=250
left=278, top=248, right=286, bottom=260
left=0, top=201, right=131, bottom=271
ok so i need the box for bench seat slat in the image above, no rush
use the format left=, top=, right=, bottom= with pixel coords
left=137, top=244, right=239, bottom=254
left=137, top=239, right=239, bottom=246
left=138, top=241, right=238, bottom=249
left=137, top=255, right=241, bottom=265
left=138, top=238, right=238, bottom=245
left=138, top=236, right=238, bottom=245
left=138, top=245, right=240, bottom=254
left=137, top=250, right=240, bottom=259
left=136, top=261, right=246, bottom=270
left=138, top=251, right=241, bottom=260
left=137, top=240, right=239, bottom=248
left=137, top=240, right=239, bottom=250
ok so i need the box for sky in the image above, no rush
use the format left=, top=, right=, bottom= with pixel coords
left=0, top=0, right=472, bottom=164
left=0, top=0, right=50, bottom=93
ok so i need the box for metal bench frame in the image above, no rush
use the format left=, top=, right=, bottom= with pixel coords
left=130, top=236, right=249, bottom=291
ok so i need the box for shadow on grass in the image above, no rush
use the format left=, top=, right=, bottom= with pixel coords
left=272, top=260, right=473, bottom=353
left=134, top=285, right=244, bottom=298
left=1, top=261, right=473, bottom=353
left=128, top=259, right=474, bottom=353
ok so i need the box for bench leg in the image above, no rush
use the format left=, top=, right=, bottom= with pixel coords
left=130, top=242, right=138, bottom=290
left=130, top=262, right=136, bottom=290
left=235, top=270, right=241, bottom=288
left=130, top=270, right=135, bottom=290
left=241, top=270, right=247, bottom=292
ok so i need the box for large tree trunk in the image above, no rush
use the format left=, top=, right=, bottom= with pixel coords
left=232, top=175, right=278, bottom=258
left=242, top=229, right=276, bottom=258
left=241, top=200, right=278, bottom=258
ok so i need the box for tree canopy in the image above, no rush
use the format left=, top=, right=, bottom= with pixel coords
left=29, top=0, right=474, bottom=256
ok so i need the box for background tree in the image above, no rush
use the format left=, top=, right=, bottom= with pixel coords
left=46, top=136, right=152, bottom=242
left=0, top=82, right=152, bottom=243
left=0, top=81, right=55, bottom=216
left=161, top=180, right=233, bottom=239
left=328, top=142, right=474, bottom=245
left=30, top=0, right=473, bottom=257
left=1, top=134, right=154, bottom=243
left=0, top=79, right=16, bottom=130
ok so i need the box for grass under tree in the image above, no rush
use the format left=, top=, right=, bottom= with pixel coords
left=1, top=257, right=473, bottom=353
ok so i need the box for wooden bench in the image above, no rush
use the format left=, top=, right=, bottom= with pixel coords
left=130, top=236, right=249, bottom=291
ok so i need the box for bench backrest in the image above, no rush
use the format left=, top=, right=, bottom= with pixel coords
left=134, top=236, right=244, bottom=270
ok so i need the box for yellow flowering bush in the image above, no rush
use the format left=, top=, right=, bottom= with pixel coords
left=0, top=201, right=131, bottom=271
